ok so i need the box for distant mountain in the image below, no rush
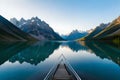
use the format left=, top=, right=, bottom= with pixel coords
left=0, top=15, right=37, bottom=41
left=61, top=30, right=88, bottom=40
left=84, top=23, right=110, bottom=40
left=94, top=16, right=120, bottom=40
left=10, top=17, right=63, bottom=40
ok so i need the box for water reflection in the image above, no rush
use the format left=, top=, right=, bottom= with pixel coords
left=9, top=41, right=60, bottom=65
left=72, top=41, right=120, bottom=80
left=0, top=42, right=32, bottom=65
left=61, top=41, right=88, bottom=52
left=85, top=41, right=120, bottom=66
left=0, top=41, right=120, bottom=80
left=0, top=41, right=61, bottom=80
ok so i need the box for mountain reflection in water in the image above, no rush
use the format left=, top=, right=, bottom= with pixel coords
left=0, top=42, right=32, bottom=65
left=85, top=41, right=120, bottom=66
left=9, top=41, right=60, bottom=65
left=0, top=41, right=120, bottom=80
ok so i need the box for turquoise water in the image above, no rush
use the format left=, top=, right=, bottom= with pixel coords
left=0, top=41, right=120, bottom=80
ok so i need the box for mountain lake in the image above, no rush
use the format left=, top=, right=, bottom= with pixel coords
left=0, top=41, right=120, bottom=80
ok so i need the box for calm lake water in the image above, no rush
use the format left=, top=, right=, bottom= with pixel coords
left=0, top=41, right=120, bottom=80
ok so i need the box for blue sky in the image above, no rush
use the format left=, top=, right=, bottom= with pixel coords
left=0, top=0, right=120, bottom=34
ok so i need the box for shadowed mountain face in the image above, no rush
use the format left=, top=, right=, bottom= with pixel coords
left=0, top=15, right=37, bottom=41
left=9, top=41, right=60, bottom=65
left=10, top=17, right=63, bottom=40
left=85, top=41, right=120, bottom=66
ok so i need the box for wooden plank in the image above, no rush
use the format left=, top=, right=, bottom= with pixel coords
left=53, top=62, right=73, bottom=80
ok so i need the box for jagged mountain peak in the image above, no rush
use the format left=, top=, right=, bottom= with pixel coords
left=70, top=29, right=86, bottom=34
left=70, top=29, right=79, bottom=33
left=31, top=16, right=41, bottom=22
left=32, top=16, right=39, bottom=19
left=10, top=17, right=63, bottom=40
left=20, top=18, right=26, bottom=22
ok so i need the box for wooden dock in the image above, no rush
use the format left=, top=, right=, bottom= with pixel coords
left=44, top=54, right=81, bottom=80
left=53, top=62, right=73, bottom=80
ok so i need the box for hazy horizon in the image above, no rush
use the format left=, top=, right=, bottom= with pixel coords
left=0, top=0, right=120, bottom=34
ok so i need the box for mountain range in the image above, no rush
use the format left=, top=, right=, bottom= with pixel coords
left=10, top=17, right=63, bottom=40
left=1, top=15, right=120, bottom=42
left=94, top=16, right=120, bottom=40
left=0, top=15, right=37, bottom=41
left=84, top=23, right=110, bottom=40
left=80, top=16, right=120, bottom=41
left=61, top=30, right=88, bottom=40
